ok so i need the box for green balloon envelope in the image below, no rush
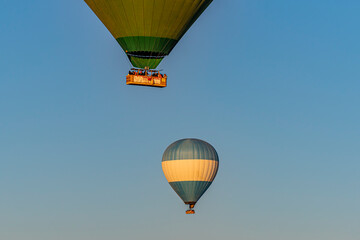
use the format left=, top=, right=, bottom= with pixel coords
left=85, top=0, right=213, bottom=69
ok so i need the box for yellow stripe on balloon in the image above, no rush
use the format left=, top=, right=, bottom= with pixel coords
left=162, top=160, right=219, bottom=183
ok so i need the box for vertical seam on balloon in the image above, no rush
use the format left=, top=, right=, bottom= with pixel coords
left=130, top=0, right=141, bottom=62
left=156, top=0, right=187, bottom=57
left=176, top=0, right=212, bottom=42
left=118, top=0, right=136, bottom=63
left=158, top=0, right=203, bottom=55
left=150, top=0, right=172, bottom=66
left=156, top=0, right=185, bottom=56
left=148, top=0, right=155, bottom=61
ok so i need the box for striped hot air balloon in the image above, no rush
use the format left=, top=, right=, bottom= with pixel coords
left=84, top=0, right=213, bottom=70
left=162, top=139, right=219, bottom=214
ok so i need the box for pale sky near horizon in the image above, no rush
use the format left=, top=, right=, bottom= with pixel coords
left=1, top=0, right=360, bottom=239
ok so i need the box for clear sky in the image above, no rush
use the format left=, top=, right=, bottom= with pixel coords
left=1, top=0, right=360, bottom=239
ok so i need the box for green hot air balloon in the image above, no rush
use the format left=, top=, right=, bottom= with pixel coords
left=84, top=0, right=213, bottom=87
left=162, top=139, right=219, bottom=214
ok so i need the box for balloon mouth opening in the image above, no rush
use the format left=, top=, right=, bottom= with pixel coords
left=185, top=202, right=196, bottom=208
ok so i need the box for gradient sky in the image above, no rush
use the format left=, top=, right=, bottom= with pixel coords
left=1, top=0, right=360, bottom=239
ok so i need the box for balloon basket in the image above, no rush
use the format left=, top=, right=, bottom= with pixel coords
left=126, top=68, right=167, bottom=88
left=186, top=210, right=195, bottom=214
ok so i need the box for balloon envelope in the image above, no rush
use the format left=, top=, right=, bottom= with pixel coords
left=85, top=0, right=213, bottom=69
left=162, top=139, right=219, bottom=205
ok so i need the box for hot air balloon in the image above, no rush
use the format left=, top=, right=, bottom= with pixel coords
left=84, top=0, right=213, bottom=87
left=162, top=138, right=219, bottom=214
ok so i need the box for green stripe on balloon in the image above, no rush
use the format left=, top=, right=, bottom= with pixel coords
left=128, top=56, right=164, bottom=69
left=117, top=36, right=178, bottom=54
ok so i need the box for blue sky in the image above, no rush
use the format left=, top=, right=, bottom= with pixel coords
left=1, top=0, right=360, bottom=239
